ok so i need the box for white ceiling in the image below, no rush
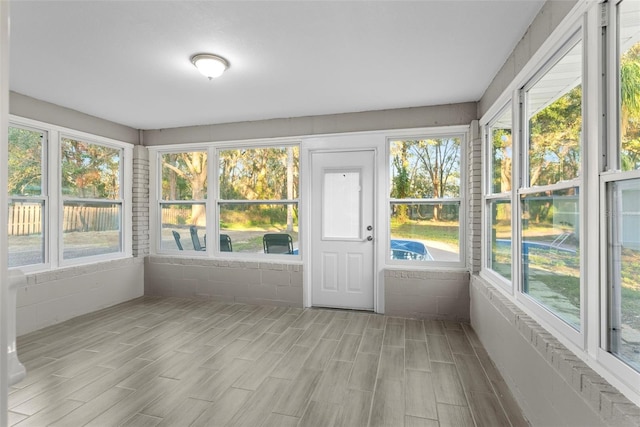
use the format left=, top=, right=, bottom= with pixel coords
left=9, top=1, right=545, bottom=130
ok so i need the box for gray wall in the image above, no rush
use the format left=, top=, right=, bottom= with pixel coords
left=16, top=258, right=144, bottom=335
left=471, top=276, right=639, bottom=426
left=10, top=92, right=140, bottom=144
left=384, top=269, right=470, bottom=321
left=145, top=256, right=302, bottom=307
left=142, top=103, right=477, bottom=145
left=478, top=0, right=578, bottom=118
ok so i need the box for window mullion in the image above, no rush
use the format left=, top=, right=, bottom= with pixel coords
left=49, top=129, right=60, bottom=268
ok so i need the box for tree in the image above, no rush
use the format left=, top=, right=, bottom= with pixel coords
left=491, top=128, right=512, bottom=194
left=8, top=127, right=43, bottom=196
left=60, top=138, right=120, bottom=199
left=620, top=42, right=640, bottom=170
left=390, top=142, right=410, bottom=223
left=164, top=147, right=299, bottom=230
left=389, top=138, right=461, bottom=221
left=528, top=85, right=582, bottom=188
left=417, top=138, right=460, bottom=220
left=491, top=128, right=512, bottom=221
left=162, top=152, right=207, bottom=225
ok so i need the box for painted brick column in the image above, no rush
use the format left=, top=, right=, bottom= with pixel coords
left=132, top=145, right=149, bottom=257
left=467, top=120, right=482, bottom=274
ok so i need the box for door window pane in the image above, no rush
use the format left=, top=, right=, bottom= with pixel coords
left=323, top=171, right=361, bottom=239
left=527, top=41, right=582, bottom=185
left=521, top=187, right=580, bottom=330
left=608, top=178, right=640, bottom=372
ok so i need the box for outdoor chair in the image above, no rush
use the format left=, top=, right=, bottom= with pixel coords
left=190, top=226, right=206, bottom=251
left=263, top=233, right=294, bottom=254
left=220, top=234, right=232, bottom=252
left=172, top=230, right=184, bottom=251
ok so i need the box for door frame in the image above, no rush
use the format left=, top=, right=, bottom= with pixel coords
left=301, top=133, right=385, bottom=313
left=309, top=149, right=376, bottom=310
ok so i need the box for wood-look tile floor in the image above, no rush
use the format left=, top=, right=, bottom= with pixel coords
left=9, top=296, right=529, bottom=427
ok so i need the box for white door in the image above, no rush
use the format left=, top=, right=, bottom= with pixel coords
left=311, top=150, right=375, bottom=310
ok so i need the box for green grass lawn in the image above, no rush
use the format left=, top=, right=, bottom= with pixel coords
left=390, top=219, right=459, bottom=246
left=492, top=236, right=640, bottom=332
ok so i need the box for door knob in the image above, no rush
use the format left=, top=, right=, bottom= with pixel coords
left=367, top=236, right=373, bottom=241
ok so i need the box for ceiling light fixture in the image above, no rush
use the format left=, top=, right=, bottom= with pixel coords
left=191, top=53, right=229, bottom=80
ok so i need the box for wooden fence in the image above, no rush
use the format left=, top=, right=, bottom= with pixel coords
left=8, top=203, right=119, bottom=236
left=161, top=207, right=194, bottom=225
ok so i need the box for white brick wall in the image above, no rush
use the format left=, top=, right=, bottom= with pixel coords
left=132, top=145, right=150, bottom=257
left=467, top=120, right=482, bottom=274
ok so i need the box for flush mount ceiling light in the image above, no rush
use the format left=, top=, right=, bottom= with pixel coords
left=191, top=53, right=229, bottom=80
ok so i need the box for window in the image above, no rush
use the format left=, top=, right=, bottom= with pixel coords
left=159, top=151, right=208, bottom=252
left=155, top=145, right=299, bottom=256
left=8, top=125, right=46, bottom=268
left=480, top=0, right=640, bottom=402
left=520, top=37, right=583, bottom=330
left=218, top=146, right=299, bottom=254
left=60, top=137, right=123, bottom=260
left=485, top=105, right=513, bottom=282
left=7, top=118, right=131, bottom=269
left=389, top=134, right=464, bottom=264
left=607, top=178, right=640, bottom=372
left=606, top=0, right=640, bottom=374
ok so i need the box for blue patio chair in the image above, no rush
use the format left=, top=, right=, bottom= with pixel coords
left=220, top=234, right=232, bottom=252
left=190, top=226, right=206, bottom=251
left=172, top=230, right=184, bottom=251
left=263, top=233, right=294, bottom=254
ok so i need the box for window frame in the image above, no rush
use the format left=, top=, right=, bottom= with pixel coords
left=479, top=21, right=588, bottom=348
left=482, top=102, right=515, bottom=291
left=386, top=128, right=467, bottom=269
left=151, top=141, right=301, bottom=260
left=156, top=148, right=209, bottom=255
left=479, top=0, right=640, bottom=403
left=516, top=31, right=585, bottom=342
left=216, top=144, right=300, bottom=259
left=8, top=115, right=133, bottom=271
left=597, top=0, right=640, bottom=394
left=59, top=134, right=126, bottom=264
left=7, top=123, right=49, bottom=270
